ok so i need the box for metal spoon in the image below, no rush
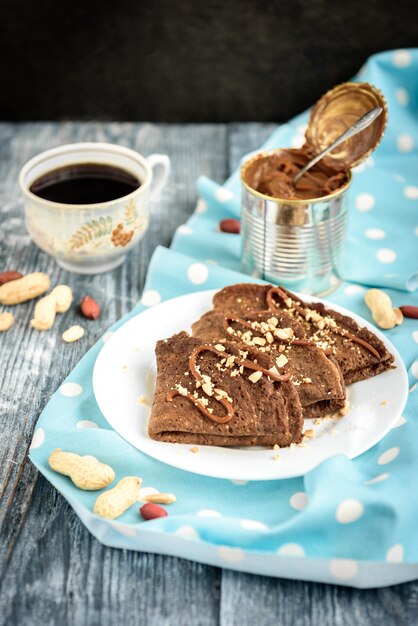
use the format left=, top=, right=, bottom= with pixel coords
left=293, top=106, right=383, bottom=186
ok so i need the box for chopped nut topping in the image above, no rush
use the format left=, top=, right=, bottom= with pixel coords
left=274, top=327, right=294, bottom=340
left=248, top=370, right=263, bottom=383
left=252, top=336, right=267, bottom=346
left=136, top=395, right=148, bottom=405
left=176, top=384, right=189, bottom=397
left=190, top=446, right=199, bottom=453
left=202, top=382, right=213, bottom=396
left=267, top=317, right=279, bottom=327
left=265, top=331, right=274, bottom=344
left=214, top=388, right=232, bottom=402
left=273, top=444, right=280, bottom=450
left=302, top=377, right=312, bottom=384
left=276, top=354, right=288, bottom=368
left=215, top=344, right=226, bottom=351
left=304, top=429, right=315, bottom=438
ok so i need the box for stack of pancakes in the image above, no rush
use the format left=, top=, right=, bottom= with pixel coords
left=149, top=284, right=394, bottom=448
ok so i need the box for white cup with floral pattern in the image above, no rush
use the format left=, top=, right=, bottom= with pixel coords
left=19, top=142, right=170, bottom=274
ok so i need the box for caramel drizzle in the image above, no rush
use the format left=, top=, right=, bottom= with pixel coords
left=266, top=287, right=381, bottom=359
left=222, top=316, right=316, bottom=347
left=167, top=344, right=291, bottom=424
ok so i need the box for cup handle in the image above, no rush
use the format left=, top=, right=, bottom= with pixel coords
left=147, top=154, right=170, bottom=199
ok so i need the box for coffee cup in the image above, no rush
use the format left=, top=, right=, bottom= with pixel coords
left=19, top=142, right=170, bottom=274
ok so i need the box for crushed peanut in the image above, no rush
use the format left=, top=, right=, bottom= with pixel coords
left=276, top=354, right=288, bottom=368
left=248, top=370, right=263, bottom=383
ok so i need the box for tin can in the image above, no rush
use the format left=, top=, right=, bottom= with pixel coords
left=240, top=82, right=387, bottom=296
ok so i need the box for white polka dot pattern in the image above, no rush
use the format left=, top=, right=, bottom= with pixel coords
left=112, top=523, right=138, bottom=537
left=177, top=225, right=193, bottom=235
left=187, top=263, right=209, bottom=284
left=376, top=249, right=397, bottom=264
left=330, top=559, right=359, bottom=580
left=378, top=447, right=400, bottom=465
left=364, top=473, right=390, bottom=485
left=197, top=509, right=223, bottom=518
left=355, top=193, right=375, bottom=211
left=140, top=290, right=161, bottom=307
left=195, top=199, right=208, bottom=213
left=344, top=284, right=365, bottom=295
left=217, top=546, right=246, bottom=563
left=278, top=543, right=305, bottom=557
left=29, top=427, right=45, bottom=450
left=240, top=519, right=268, bottom=531
left=60, top=382, right=83, bottom=397
left=365, top=228, right=386, bottom=240
left=215, top=188, right=234, bottom=202
left=393, top=49, right=412, bottom=67
left=397, top=134, right=414, bottom=152
left=290, top=492, right=308, bottom=511
left=76, top=420, right=99, bottom=429
left=174, top=526, right=200, bottom=540
left=336, top=499, right=364, bottom=524
left=386, top=544, right=404, bottom=562
left=396, top=88, right=409, bottom=106
left=404, top=186, right=418, bottom=199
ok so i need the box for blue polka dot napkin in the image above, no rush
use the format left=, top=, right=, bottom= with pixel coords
left=30, top=49, right=418, bottom=588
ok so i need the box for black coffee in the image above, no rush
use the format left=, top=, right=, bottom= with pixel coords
left=30, top=163, right=141, bottom=204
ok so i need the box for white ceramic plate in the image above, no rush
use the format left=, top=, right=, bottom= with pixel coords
left=93, top=290, right=408, bottom=481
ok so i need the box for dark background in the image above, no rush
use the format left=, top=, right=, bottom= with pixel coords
left=1, top=0, right=417, bottom=121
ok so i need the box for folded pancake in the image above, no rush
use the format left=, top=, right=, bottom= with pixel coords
left=149, top=331, right=303, bottom=447
left=192, top=309, right=346, bottom=418
left=213, top=284, right=394, bottom=384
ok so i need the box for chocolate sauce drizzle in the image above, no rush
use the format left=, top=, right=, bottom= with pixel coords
left=266, top=287, right=381, bottom=359
left=167, top=343, right=291, bottom=424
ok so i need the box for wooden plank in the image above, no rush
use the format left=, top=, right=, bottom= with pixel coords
left=219, top=569, right=418, bottom=626
left=0, top=122, right=226, bottom=626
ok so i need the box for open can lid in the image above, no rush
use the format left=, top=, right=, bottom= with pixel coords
left=304, top=82, right=388, bottom=169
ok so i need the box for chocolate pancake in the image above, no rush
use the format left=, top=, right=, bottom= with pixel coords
left=149, top=331, right=303, bottom=447
left=192, top=309, right=346, bottom=418
left=213, top=284, right=394, bottom=384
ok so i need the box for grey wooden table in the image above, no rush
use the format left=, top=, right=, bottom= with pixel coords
left=1, top=122, right=417, bottom=626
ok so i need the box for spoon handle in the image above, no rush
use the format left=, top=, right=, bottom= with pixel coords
left=293, top=106, right=383, bottom=185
